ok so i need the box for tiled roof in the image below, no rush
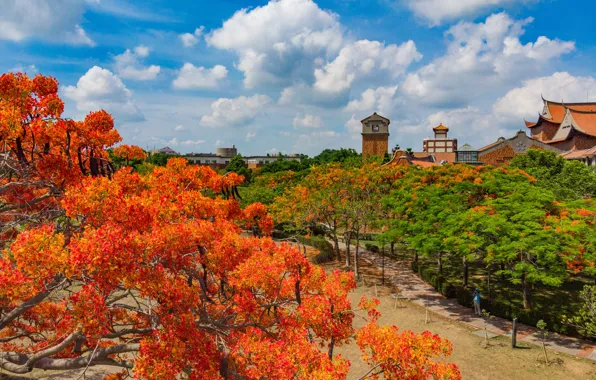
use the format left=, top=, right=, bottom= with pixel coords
left=568, top=109, right=596, bottom=138
left=525, top=120, right=537, bottom=128
left=412, top=160, right=440, bottom=167
left=477, top=138, right=506, bottom=152
left=433, top=123, right=449, bottom=131
left=561, top=147, right=596, bottom=159
left=544, top=100, right=596, bottom=123
left=433, top=152, right=456, bottom=163
left=361, top=112, right=390, bottom=124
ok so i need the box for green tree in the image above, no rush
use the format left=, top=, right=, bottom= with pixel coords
left=510, top=149, right=596, bottom=200
left=225, top=154, right=252, bottom=183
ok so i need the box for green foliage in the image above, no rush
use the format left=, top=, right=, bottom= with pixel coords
left=225, top=155, right=252, bottom=183
left=312, top=148, right=360, bottom=165
left=148, top=152, right=175, bottom=167
left=564, top=285, right=596, bottom=338
left=510, top=149, right=596, bottom=200
left=296, top=235, right=335, bottom=264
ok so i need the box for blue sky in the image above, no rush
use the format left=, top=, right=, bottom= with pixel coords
left=2, top=0, right=596, bottom=156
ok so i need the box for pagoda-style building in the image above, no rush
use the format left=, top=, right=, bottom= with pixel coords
left=526, top=98, right=596, bottom=151
left=361, top=112, right=390, bottom=159
left=423, top=123, right=458, bottom=154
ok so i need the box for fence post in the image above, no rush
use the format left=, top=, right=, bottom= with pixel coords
left=512, top=318, right=518, bottom=348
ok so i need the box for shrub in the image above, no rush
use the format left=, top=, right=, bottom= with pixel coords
left=364, top=243, right=380, bottom=253
left=296, top=235, right=335, bottom=264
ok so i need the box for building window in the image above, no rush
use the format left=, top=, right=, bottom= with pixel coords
left=456, top=151, right=479, bottom=163
left=372, top=125, right=379, bottom=132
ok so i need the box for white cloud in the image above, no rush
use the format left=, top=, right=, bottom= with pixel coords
left=63, top=66, right=144, bottom=122
left=173, top=64, right=228, bottom=89
left=215, top=139, right=224, bottom=146
left=200, top=94, right=271, bottom=128
left=174, top=125, right=185, bottom=132
left=293, top=114, right=323, bottom=129
left=9, top=64, right=37, bottom=74
left=245, top=131, right=257, bottom=141
left=207, top=0, right=343, bottom=88
left=344, top=114, right=361, bottom=139
left=403, top=0, right=533, bottom=26
left=114, top=45, right=161, bottom=81
left=401, top=13, right=575, bottom=106
left=180, top=26, right=205, bottom=47
left=0, top=0, right=95, bottom=45
left=493, top=72, right=596, bottom=123
left=180, top=139, right=206, bottom=146
left=344, top=86, right=398, bottom=114
left=309, top=130, right=337, bottom=137
left=314, top=40, right=421, bottom=94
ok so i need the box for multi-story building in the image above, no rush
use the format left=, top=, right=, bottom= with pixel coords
left=183, top=145, right=302, bottom=170
left=423, top=124, right=458, bottom=154
left=361, top=113, right=390, bottom=159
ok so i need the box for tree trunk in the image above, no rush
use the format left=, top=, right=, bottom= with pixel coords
left=522, top=274, right=532, bottom=309
left=487, top=266, right=491, bottom=303
left=333, top=236, right=340, bottom=261
left=390, top=242, right=395, bottom=259
left=438, top=252, right=443, bottom=275
left=463, top=257, right=469, bottom=287
left=345, top=232, right=351, bottom=267
left=381, top=246, right=385, bottom=285
left=354, top=232, right=360, bottom=280
left=500, top=263, right=505, bottom=280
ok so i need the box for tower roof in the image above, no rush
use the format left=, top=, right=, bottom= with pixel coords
left=361, top=112, right=390, bottom=124
left=433, top=123, right=449, bottom=132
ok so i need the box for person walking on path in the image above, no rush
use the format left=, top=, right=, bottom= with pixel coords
left=473, top=288, right=482, bottom=316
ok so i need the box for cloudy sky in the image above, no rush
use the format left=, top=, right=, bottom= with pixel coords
left=3, top=0, right=596, bottom=156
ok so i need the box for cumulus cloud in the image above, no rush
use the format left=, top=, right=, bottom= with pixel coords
left=314, top=40, right=421, bottom=94
left=401, top=13, right=575, bottom=106
left=173, top=64, right=228, bottom=89
left=206, top=0, right=343, bottom=88
left=200, top=94, right=272, bottom=128
left=0, top=0, right=94, bottom=45
left=493, top=72, right=596, bottom=123
left=344, top=86, right=398, bottom=114
left=245, top=131, right=257, bottom=141
left=293, top=114, right=323, bottom=129
left=174, top=125, right=185, bottom=132
left=403, top=0, right=533, bottom=26
left=63, top=66, right=144, bottom=122
left=113, top=45, right=161, bottom=81
left=344, top=114, right=361, bottom=139
left=180, top=26, right=205, bottom=47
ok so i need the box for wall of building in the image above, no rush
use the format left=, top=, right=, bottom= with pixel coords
left=478, top=145, right=517, bottom=166
left=530, top=121, right=559, bottom=142
left=362, top=134, right=389, bottom=158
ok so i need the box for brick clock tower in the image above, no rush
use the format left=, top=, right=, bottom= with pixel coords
left=361, top=112, right=390, bottom=159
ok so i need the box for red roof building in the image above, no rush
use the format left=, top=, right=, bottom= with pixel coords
left=526, top=98, right=596, bottom=151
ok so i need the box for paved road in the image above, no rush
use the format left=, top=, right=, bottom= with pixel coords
left=336, top=241, right=596, bottom=361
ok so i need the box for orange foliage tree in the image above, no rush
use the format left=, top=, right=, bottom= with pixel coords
left=112, top=144, right=148, bottom=166
left=0, top=73, right=123, bottom=245
left=0, top=72, right=460, bottom=379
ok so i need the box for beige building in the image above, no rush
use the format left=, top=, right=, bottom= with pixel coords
left=423, top=124, right=458, bottom=153
left=361, top=113, right=390, bottom=159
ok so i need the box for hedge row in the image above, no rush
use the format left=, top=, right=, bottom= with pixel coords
left=411, top=261, right=576, bottom=337
left=296, top=236, right=335, bottom=264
